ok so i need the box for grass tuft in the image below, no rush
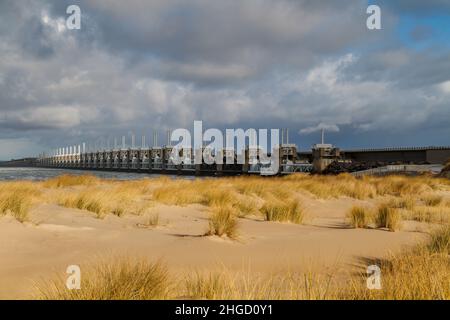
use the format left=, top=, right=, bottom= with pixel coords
left=206, top=206, right=238, bottom=239
left=0, top=182, right=40, bottom=222
left=422, top=195, right=443, bottom=207
left=36, top=257, right=170, bottom=300
left=58, top=190, right=108, bottom=218
left=407, top=206, right=450, bottom=224
left=347, top=206, right=371, bottom=228
left=375, top=204, right=402, bottom=232
left=43, top=175, right=99, bottom=188
left=260, top=198, right=305, bottom=224
left=428, top=226, right=450, bottom=254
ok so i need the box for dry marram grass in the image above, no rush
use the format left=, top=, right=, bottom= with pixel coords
left=375, top=204, right=402, bottom=232
left=36, top=257, right=170, bottom=300
left=347, top=206, right=372, bottom=228
left=206, top=205, right=238, bottom=238
left=260, top=198, right=305, bottom=224
left=35, top=226, right=450, bottom=300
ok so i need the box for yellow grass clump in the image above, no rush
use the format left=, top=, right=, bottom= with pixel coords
left=56, top=183, right=153, bottom=218
left=375, top=204, right=402, bottom=232
left=183, top=270, right=334, bottom=300
left=206, top=205, right=238, bottom=239
left=428, top=226, right=450, bottom=254
left=152, top=182, right=203, bottom=206
left=387, top=196, right=415, bottom=210
left=286, top=174, right=377, bottom=199
left=260, top=198, right=305, bottom=224
left=347, top=206, right=372, bottom=228
left=0, top=182, right=40, bottom=222
left=184, top=272, right=230, bottom=300
left=201, top=188, right=235, bottom=207
left=407, top=206, right=450, bottom=224
left=232, top=195, right=259, bottom=217
left=43, top=174, right=99, bottom=188
left=421, top=194, right=443, bottom=207
left=36, top=257, right=170, bottom=300
left=233, top=177, right=267, bottom=197
left=343, top=248, right=449, bottom=300
left=58, top=190, right=109, bottom=218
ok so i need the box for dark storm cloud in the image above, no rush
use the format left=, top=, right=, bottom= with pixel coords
left=19, top=15, right=55, bottom=58
left=344, top=50, right=450, bottom=89
left=0, top=0, right=449, bottom=159
left=45, top=0, right=373, bottom=85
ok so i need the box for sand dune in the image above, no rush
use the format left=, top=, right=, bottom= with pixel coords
left=0, top=174, right=448, bottom=299
left=0, top=197, right=428, bottom=299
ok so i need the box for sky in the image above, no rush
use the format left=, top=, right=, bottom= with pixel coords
left=0, top=0, right=449, bottom=160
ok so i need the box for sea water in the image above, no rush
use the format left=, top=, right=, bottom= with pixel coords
left=0, top=167, right=181, bottom=181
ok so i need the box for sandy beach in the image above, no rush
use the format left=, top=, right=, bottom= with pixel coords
left=2, top=174, right=446, bottom=299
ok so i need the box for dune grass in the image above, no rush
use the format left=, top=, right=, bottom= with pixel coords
left=0, top=182, right=40, bottom=222
left=201, top=188, right=235, bottom=207
left=406, top=206, right=450, bottom=224
left=38, top=173, right=449, bottom=220
left=111, top=205, right=125, bottom=217
left=286, top=174, right=377, bottom=200
left=36, top=226, right=450, bottom=300
left=19, top=172, right=450, bottom=224
left=347, top=206, right=372, bottom=228
left=43, top=174, right=99, bottom=188
left=260, top=198, right=305, bottom=224
left=2, top=173, right=449, bottom=226
left=233, top=177, right=268, bottom=197
left=422, top=195, right=443, bottom=207
left=387, top=196, right=416, bottom=210
left=184, top=271, right=231, bottom=300
left=7, top=173, right=447, bottom=300
left=428, top=226, right=450, bottom=254
left=152, top=182, right=204, bottom=206
left=57, top=186, right=151, bottom=218
left=58, top=190, right=109, bottom=218
left=205, top=205, right=238, bottom=239
left=183, top=270, right=334, bottom=300
left=343, top=248, right=449, bottom=300
left=0, top=192, right=32, bottom=222
left=232, top=195, right=259, bottom=217
left=343, top=225, right=450, bottom=300
left=375, top=204, right=402, bottom=232
left=36, top=257, right=170, bottom=300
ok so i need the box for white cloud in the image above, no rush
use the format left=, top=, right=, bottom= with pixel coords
left=41, top=11, right=66, bottom=34
left=305, top=54, right=354, bottom=90
left=2, top=106, right=81, bottom=129
left=300, top=123, right=340, bottom=134
left=438, top=81, right=450, bottom=94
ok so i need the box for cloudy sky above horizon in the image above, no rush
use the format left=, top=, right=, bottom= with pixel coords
left=1, top=0, right=450, bottom=159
